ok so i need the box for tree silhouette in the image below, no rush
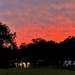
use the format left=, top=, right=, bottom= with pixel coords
left=61, top=36, right=75, bottom=60
left=0, top=22, right=17, bottom=49
left=0, top=22, right=17, bottom=68
left=20, top=43, right=27, bottom=57
left=25, top=37, right=75, bottom=67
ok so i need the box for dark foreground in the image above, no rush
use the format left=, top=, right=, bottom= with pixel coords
left=0, top=67, right=75, bottom=75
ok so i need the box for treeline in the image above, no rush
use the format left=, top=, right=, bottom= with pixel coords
left=19, top=36, right=75, bottom=66
left=0, top=22, right=75, bottom=67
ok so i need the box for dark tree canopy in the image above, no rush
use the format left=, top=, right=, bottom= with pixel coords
left=32, top=38, right=46, bottom=44
left=0, top=22, right=17, bottom=49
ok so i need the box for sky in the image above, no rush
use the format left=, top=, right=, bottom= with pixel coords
left=0, top=0, right=75, bottom=46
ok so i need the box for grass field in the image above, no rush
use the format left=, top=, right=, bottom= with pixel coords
left=0, top=67, right=75, bottom=75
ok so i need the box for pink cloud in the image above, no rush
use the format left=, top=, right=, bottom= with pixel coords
left=0, top=0, right=75, bottom=46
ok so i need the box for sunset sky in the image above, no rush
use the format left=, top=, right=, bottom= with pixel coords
left=0, top=0, right=75, bottom=46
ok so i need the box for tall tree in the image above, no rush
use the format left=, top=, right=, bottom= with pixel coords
left=0, top=22, right=17, bottom=49
left=0, top=22, right=17, bottom=68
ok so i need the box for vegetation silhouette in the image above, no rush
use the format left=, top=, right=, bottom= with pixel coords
left=0, top=22, right=17, bottom=68
left=19, top=36, right=75, bottom=67
left=0, top=22, right=75, bottom=68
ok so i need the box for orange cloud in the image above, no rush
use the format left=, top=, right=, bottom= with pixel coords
left=15, top=24, right=75, bottom=47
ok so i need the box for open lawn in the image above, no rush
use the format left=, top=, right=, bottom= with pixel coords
left=0, top=67, right=75, bottom=75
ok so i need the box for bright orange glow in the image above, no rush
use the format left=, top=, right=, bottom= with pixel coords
left=14, top=25, right=75, bottom=47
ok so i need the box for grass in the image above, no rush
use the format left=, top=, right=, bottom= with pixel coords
left=0, top=67, right=75, bottom=75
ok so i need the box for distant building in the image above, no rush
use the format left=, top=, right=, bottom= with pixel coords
left=9, top=58, right=31, bottom=68
left=19, top=58, right=31, bottom=68
left=19, top=62, right=30, bottom=68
